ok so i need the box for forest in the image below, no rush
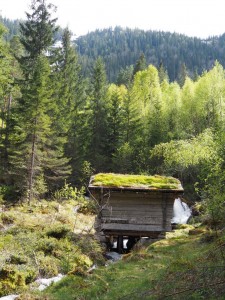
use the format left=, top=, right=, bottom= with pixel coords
left=1, top=0, right=225, bottom=298
left=76, top=27, right=225, bottom=82
left=3, top=15, right=225, bottom=83
left=1, top=0, right=225, bottom=207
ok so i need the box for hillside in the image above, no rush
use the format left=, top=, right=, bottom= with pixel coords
left=0, top=16, right=63, bottom=42
left=1, top=17, right=225, bottom=83
left=7, top=217, right=225, bottom=300
left=75, top=26, right=225, bottom=82
left=0, top=16, right=21, bottom=41
left=42, top=227, right=225, bottom=300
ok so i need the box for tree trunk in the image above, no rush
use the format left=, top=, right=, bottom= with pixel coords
left=28, top=117, right=37, bottom=204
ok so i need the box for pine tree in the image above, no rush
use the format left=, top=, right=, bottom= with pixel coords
left=20, top=0, right=57, bottom=59
left=11, top=0, right=69, bottom=202
left=132, top=52, right=147, bottom=78
left=178, top=63, right=189, bottom=87
left=53, top=28, right=88, bottom=186
left=0, top=24, right=21, bottom=184
left=105, top=84, right=126, bottom=170
left=158, top=61, right=169, bottom=83
left=11, top=55, right=52, bottom=201
left=89, top=57, right=108, bottom=171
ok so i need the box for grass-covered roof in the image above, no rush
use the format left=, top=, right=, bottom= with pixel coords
left=89, top=173, right=183, bottom=190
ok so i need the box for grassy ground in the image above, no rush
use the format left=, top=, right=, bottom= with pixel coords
left=1, top=199, right=225, bottom=300
left=0, top=199, right=104, bottom=297
left=18, top=225, right=225, bottom=300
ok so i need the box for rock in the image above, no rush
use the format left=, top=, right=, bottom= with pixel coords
left=0, top=223, right=5, bottom=230
left=0, top=205, right=5, bottom=212
left=35, top=273, right=64, bottom=291
left=133, top=238, right=159, bottom=250
left=87, top=264, right=97, bottom=273
left=105, top=251, right=122, bottom=262
left=189, top=228, right=205, bottom=235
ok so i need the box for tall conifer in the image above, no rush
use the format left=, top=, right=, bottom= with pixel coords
left=12, top=0, right=69, bottom=201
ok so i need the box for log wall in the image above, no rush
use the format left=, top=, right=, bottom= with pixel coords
left=90, top=188, right=182, bottom=237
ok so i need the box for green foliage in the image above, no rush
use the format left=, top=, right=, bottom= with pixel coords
left=53, top=181, right=85, bottom=201
left=112, top=142, right=134, bottom=173
left=88, top=57, right=108, bottom=171
left=132, top=53, right=147, bottom=77
left=0, top=264, right=36, bottom=296
left=151, top=129, right=217, bottom=170
left=79, top=161, right=94, bottom=186
left=151, top=128, right=219, bottom=198
left=52, top=181, right=96, bottom=215
left=77, top=198, right=96, bottom=215
left=37, top=254, right=59, bottom=278
left=20, top=0, right=57, bottom=59
left=0, top=185, right=16, bottom=203
left=1, top=212, right=15, bottom=224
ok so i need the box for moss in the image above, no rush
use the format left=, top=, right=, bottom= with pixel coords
left=0, top=265, right=37, bottom=296
left=38, top=255, right=59, bottom=278
left=90, top=173, right=182, bottom=190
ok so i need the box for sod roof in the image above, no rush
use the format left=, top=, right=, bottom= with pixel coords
left=89, top=173, right=183, bottom=191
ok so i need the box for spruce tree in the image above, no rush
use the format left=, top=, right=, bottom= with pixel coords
left=11, top=0, right=70, bottom=201
left=51, top=27, right=86, bottom=186
left=11, top=55, right=52, bottom=201
left=105, top=84, right=126, bottom=171
left=132, top=53, right=147, bottom=78
left=0, top=24, right=21, bottom=184
left=89, top=57, right=108, bottom=171
left=20, top=0, right=57, bottom=59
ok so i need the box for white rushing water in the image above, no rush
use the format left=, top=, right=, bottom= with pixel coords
left=171, top=198, right=192, bottom=224
left=0, top=296, right=18, bottom=300
left=0, top=274, right=65, bottom=299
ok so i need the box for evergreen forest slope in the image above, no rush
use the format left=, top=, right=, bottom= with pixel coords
left=2, top=16, right=225, bottom=82
left=75, top=27, right=225, bottom=82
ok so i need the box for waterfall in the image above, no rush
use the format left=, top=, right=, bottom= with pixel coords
left=171, top=198, right=191, bottom=224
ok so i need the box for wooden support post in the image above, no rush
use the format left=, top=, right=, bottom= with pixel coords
left=161, top=192, right=167, bottom=230
left=117, top=235, right=123, bottom=253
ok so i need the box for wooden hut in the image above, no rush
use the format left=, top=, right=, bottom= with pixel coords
left=89, top=173, right=184, bottom=252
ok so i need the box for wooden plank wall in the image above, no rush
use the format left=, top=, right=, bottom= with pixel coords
left=91, top=190, right=180, bottom=235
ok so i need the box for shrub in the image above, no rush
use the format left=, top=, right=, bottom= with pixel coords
left=1, top=212, right=15, bottom=224
left=76, top=235, right=105, bottom=265
left=46, top=224, right=71, bottom=239
left=0, top=185, right=20, bottom=202
left=0, top=265, right=37, bottom=296
left=36, top=237, right=59, bottom=256
left=78, top=198, right=97, bottom=215
left=7, top=254, right=28, bottom=265
left=37, top=254, right=59, bottom=278
left=53, top=182, right=85, bottom=201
